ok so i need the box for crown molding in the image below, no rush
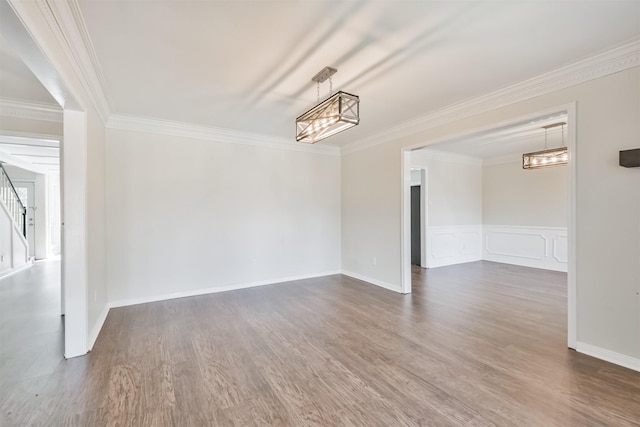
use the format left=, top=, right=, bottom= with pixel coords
left=0, top=98, right=62, bottom=122
left=35, top=0, right=111, bottom=124
left=0, top=128, right=61, bottom=146
left=107, top=114, right=340, bottom=156
left=342, top=38, right=640, bottom=156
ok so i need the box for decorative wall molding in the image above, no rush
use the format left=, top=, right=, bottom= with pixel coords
left=109, top=269, right=342, bottom=308
left=576, top=342, right=640, bottom=373
left=342, top=38, right=640, bottom=156
left=341, top=270, right=402, bottom=293
left=483, top=225, right=568, bottom=272
left=108, top=114, right=341, bottom=156
left=0, top=98, right=62, bottom=122
left=35, top=0, right=111, bottom=124
left=426, top=225, right=483, bottom=268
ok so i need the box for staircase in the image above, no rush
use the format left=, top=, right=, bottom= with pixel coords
left=0, top=163, right=29, bottom=276
left=0, top=164, right=26, bottom=238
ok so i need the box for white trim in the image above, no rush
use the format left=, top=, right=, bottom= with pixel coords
left=87, top=302, right=109, bottom=351
left=341, top=270, right=402, bottom=293
left=342, top=38, right=639, bottom=156
left=576, top=342, right=640, bottom=373
left=34, top=0, right=111, bottom=124
left=0, top=98, right=62, bottom=122
left=566, top=102, right=577, bottom=349
left=62, top=109, right=88, bottom=359
left=481, top=224, right=567, bottom=231
left=401, top=151, right=412, bottom=293
left=108, top=114, right=340, bottom=156
left=109, top=270, right=342, bottom=308
left=419, top=169, right=428, bottom=268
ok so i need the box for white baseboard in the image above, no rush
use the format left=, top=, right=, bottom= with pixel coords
left=576, top=342, right=640, bottom=373
left=341, top=270, right=402, bottom=293
left=108, top=270, right=342, bottom=309
left=88, top=303, right=110, bottom=351
left=0, top=262, right=33, bottom=280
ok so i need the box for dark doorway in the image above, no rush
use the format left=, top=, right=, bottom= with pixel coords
left=411, top=185, right=421, bottom=266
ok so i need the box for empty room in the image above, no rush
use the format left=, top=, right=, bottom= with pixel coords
left=1, top=0, right=639, bottom=425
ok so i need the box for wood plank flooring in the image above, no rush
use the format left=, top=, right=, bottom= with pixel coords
left=2, top=261, right=639, bottom=426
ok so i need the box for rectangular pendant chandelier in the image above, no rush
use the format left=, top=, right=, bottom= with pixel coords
left=296, top=90, right=360, bottom=143
left=522, top=121, right=568, bottom=169
left=522, top=147, right=568, bottom=169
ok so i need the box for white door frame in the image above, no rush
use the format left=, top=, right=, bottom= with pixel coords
left=419, top=168, right=428, bottom=268
left=2, top=0, right=89, bottom=358
left=400, top=103, right=577, bottom=349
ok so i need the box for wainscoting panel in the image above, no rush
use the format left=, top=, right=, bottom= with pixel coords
left=483, top=225, right=568, bottom=272
left=426, top=225, right=483, bottom=268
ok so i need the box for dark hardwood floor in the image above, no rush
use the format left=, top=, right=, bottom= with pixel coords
left=1, top=261, right=639, bottom=426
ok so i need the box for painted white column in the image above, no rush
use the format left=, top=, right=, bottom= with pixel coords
left=62, top=109, right=88, bottom=358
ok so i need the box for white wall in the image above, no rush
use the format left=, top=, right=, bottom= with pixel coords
left=410, top=151, right=483, bottom=268
left=412, top=151, right=483, bottom=226
left=483, top=159, right=567, bottom=227
left=11, top=224, right=27, bottom=268
left=341, top=67, right=640, bottom=366
left=86, top=111, right=108, bottom=345
left=0, top=202, right=11, bottom=273
left=47, top=173, right=60, bottom=255
left=482, top=159, right=568, bottom=271
left=0, top=195, right=28, bottom=273
left=0, top=115, right=62, bottom=136
left=106, top=128, right=341, bottom=304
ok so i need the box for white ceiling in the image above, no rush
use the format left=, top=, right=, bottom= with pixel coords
left=415, top=112, right=569, bottom=162
left=0, top=133, right=60, bottom=175
left=0, top=36, right=57, bottom=105
left=77, top=0, right=640, bottom=146
left=0, top=36, right=60, bottom=175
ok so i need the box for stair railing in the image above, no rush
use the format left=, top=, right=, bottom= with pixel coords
left=0, top=164, right=26, bottom=238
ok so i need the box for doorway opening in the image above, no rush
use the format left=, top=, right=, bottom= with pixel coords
left=410, top=168, right=428, bottom=268
left=1, top=0, right=89, bottom=360
left=401, top=104, right=577, bottom=348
